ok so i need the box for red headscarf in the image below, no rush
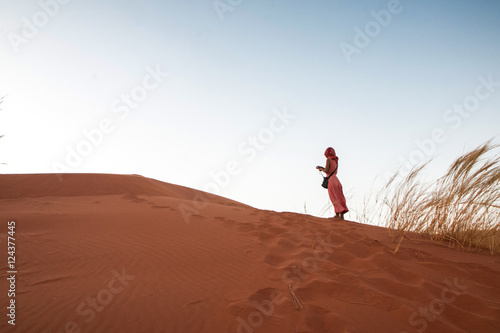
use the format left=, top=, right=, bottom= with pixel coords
left=324, top=147, right=338, bottom=161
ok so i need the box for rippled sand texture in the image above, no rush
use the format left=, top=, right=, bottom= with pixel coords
left=1, top=174, right=499, bottom=333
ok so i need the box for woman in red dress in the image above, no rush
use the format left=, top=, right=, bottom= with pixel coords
left=316, top=147, right=349, bottom=220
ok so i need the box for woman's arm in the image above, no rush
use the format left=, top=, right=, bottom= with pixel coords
left=316, top=159, right=331, bottom=173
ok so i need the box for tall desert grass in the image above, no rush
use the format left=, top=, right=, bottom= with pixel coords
left=380, top=140, right=500, bottom=254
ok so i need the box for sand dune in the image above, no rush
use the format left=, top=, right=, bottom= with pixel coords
left=1, top=174, right=499, bottom=333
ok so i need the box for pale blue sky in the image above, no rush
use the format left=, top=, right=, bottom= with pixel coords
left=1, top=0, right=500, bottom=221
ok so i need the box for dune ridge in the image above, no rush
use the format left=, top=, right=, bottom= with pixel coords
left=1, top=173, right=499, bottom=333
left=0, top=173, right=246, bottom=207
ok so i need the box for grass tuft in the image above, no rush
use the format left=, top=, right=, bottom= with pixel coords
left=380, top=140, right=500, bottom=254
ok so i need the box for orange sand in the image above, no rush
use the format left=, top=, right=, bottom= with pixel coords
left=0, top=174, right=499, bottom=333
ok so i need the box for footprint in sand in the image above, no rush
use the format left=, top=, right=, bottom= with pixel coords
left=304, top=305, right=346, bottom=332
left=276, top=238, right=300, bottom=251
left=237, top=223, right=258, bottom=232
left=326, top=251, right=358, bottom=266
left=151, top=205, right=174, bottom=210
left=214, top=216, right=237, bottom=227
left=122, top=194, right=146, bottom=203
left=264, top=253, right=286, bottom=268
left=252, top=225, right=288, bottom=243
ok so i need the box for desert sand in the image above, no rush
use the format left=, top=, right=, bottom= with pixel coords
left=0, top=173, right=499, bottom=333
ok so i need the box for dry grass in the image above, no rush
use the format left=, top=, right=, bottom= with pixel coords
left=380, top=140, right=500, bottom=254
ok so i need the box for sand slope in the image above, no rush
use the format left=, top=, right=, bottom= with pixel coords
left=0, top=174, right=499, bottom=333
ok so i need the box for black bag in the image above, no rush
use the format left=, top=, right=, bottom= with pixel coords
left=321, top=165, right=338, bottom=189
left=321, top=176, right=330, bottom=188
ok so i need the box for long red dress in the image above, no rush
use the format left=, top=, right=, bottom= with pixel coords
left=327, top=160, right=348, bottom=214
